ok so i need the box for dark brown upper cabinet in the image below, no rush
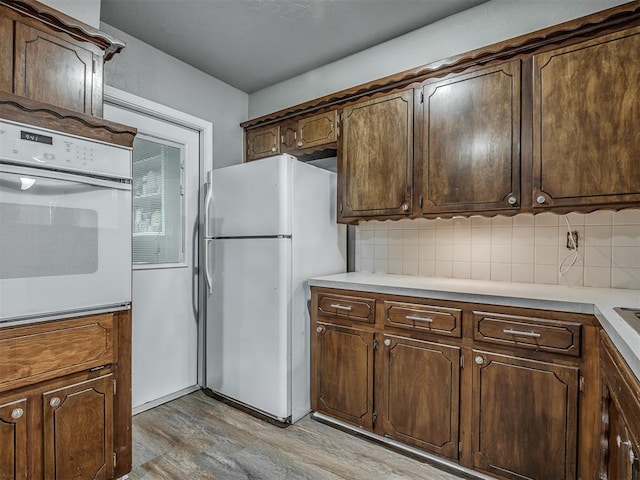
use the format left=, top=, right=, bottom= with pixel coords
left=245, top=124, right=280, bottom=161
left=0, top=1, right=125, bottom=118
left=418, top=61, right=521, bottom=216
left=338, top=89, right=414, bottom=222
left=282, top=110, right=338, bottom=153
left=14, top=22, right=101, bottom=116
left=532, top=25, right=640, bottom=210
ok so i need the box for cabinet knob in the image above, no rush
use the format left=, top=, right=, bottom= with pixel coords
left=316, top=326, right=324, bottom=334
left=11, top=408, right=23, bottom=419
left=271, top=146, right=277, bottom=152
left=507, top=195, right=517, bottom=205
left=536, top=195, right=546, bottom=204
left=49, top=397, right=61, bottom=408
left=475, top=356, right=485, bottom=365
left=297, top=141, right=303, bottom=148
left=402, top=202, right=409, bottom=212
left=384, top=338, right=392, bottom=347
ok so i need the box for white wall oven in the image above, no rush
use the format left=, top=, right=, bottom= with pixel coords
left=0, top=120, right=132, bottom=323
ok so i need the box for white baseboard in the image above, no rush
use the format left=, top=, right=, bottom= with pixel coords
left=132, top=385, right=201, bottom=416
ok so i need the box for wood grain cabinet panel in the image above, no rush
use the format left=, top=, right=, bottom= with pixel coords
left=0, top=314, right=115, bottom=393
left=0, top=15, right=12, bottom=93
left=43, top=374, right=114, bottom=480
left=473, top=311, right=581, bottom=357
left=532, top=26, right=640, bottom=209
left=297, top=110, right=337, bottom=150
left=317, top=293, right=375, bottom=324
left=0, top=398, right=27, bottom=480
left=339, top=90, right=413, bottom=220
left=313, top=323, right=374, bottom=429
left=245, top=124, right=280, bottom=161
left=420, top=61, right=521, bottom=214
left=14, top=22, right=99, bottom=115
left=473, top=350, right=579, bottom=480
left=384, top=301, right=461, bottom=337
left=380, top=335, right=460, bottom=459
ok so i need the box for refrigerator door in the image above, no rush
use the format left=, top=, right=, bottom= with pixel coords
left=205, top=237, right=291, bottom=421
left=207, top=155, right=292, bottom=237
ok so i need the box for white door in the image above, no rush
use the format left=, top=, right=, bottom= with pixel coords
left=104, top=102, right=201, bottom=411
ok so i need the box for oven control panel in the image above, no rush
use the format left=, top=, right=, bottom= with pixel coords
left=0, top=120, right=131, bottom=180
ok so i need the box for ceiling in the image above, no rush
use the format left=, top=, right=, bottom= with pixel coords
left=100, top=0, right=487, bottom=93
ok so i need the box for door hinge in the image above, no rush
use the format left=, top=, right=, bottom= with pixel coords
left=459, top=441, right=463, bottom=453
left=419, top=195, right=424, bottom=209
left=113, top=452, right=117, bottom=468
left=113, top=379, right=117, bottom=395
left=92, top=58, right=97, bottom=74
left=339, top=203, right=343, bottom=213
left=373, top=339, right=379, bottom=350
left=579, top=376, right=585, bottom=392
left=420, top=91, right=424, bottom=104
left=460, top=355, right=464, bottom=369
left=372, top=410, right=377, bottom=427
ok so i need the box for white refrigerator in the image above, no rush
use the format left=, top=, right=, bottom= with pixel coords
left=203, top=154, right=346, bottom=423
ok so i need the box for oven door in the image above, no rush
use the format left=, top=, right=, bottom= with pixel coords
left=0, top=164, right=131, bottom=321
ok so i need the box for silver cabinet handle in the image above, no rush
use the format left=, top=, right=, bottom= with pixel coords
left=536, top=195, right=546, bottom=204
left=49, top=397, right=61, bottom=408
left=11, top=408, right=23, bottom=419
left=507, top=195, right=517, bottom=205
left=406, top=315, right=434, bottom=323
left=316, top=326, right=324, bottom=334
left=503, top=329, right=541, bottom=338
left=384, top=338, right=392, bottom=347
left=330, top=304, right=352, bottom=311
left=297, top=141, right=303, bottom=147
left=402, top=202, right=409, bottom=212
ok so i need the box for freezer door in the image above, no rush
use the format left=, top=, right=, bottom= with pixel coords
left=205, top=237, right=291, bottom=421
left=207, top=155, right=292, bottom=237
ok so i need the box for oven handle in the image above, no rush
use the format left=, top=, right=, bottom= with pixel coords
left=0, top=164, right=131, bottom=191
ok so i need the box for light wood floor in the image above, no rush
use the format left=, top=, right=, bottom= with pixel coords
left=129, top=390, right=467, bottom=480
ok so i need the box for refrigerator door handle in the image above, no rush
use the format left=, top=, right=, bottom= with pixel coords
left=204, top=238, right=213, bottom=295
left=204, top=170, right=213, bottom=238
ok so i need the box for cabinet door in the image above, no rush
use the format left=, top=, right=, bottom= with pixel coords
left=420, top=61, right=520, bottom=214
left=473, top=350, right=578, bottom=480
left=14, top=22, right=97, bottom=115
left=380, top=335, right=460, bottom=459
left=532, top=26, right=640, bottom=208
left=246, top=125, right=280, bottom=161
left=280, top=121, right=298, bottom=153
left=297, top=110, right=337, bottom=150
left=339, top=90, right=413, bottom=220
left=43, top=375, right=113, bottom=480
left=0, top=398, right=28, bottom=480
left=313, top=323, right=375, bottom=429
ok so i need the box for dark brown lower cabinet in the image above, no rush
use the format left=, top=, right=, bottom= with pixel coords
left=313, top=323, right=375, bottom=429
left=472, top=350, right=579, bottom=480
left=0, top=398, right=28, bottom=480
left=380, top=335, right=460, bottom=459
left=43, top=374, right=114, bottom=480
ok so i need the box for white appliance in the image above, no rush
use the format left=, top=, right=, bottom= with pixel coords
left=0, top=120, right=132, bottom=323
left=203, top=154, right=345, bottom=423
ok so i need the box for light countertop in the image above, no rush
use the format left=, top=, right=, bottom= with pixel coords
left=308, top=272, right=640, bottom=380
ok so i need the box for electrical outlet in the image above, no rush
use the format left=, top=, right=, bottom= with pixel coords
left=566, top=231, right=579, bottom=250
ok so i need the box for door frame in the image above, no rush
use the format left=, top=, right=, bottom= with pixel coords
left=104, top=85, right=213, bottom=390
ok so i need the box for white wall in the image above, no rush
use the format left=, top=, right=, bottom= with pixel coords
left=100, top=24, right=248, bottom=169
left=249, top=0, right=629, bottom=117
left=38, top=0, right=101, bottom=28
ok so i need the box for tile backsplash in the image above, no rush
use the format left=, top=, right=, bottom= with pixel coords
left=354, top=209, right=640, bottom=290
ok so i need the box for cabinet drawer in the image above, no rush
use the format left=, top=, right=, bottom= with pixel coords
left=0, top=314, right=116, bottom=392
left=317, top=293, right=375, bottom=324
left=473, top=311, right=581, bottom=357
left=384, top=301, right=461, bottom=338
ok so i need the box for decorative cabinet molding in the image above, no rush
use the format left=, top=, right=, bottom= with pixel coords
left=310, top=286, right=602, bottom=480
